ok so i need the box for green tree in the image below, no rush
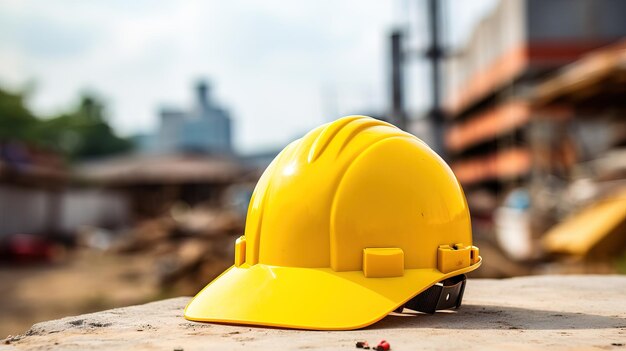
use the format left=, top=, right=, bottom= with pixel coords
left=38, top=94, right=134, bottom=160
left=0, top=86, right=133, bottom=161
left=0, top=87, right=39, bottom=142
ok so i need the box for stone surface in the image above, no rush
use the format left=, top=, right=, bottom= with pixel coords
left=2, top=275, right=626, bottom=350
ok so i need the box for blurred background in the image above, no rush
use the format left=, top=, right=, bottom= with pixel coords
left=1, top=0, right=625, bottom=337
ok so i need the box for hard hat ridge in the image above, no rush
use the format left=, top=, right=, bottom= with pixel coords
left=307, top=116, right=399, bottom=163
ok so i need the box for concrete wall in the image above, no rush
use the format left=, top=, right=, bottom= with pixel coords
left=527, top=0, right=626, bottom=41
left=58, top=189, right=129, bottom=234
left=0, top=185, right=129, bottom=237
left=0, top=185, right=49, bottom=237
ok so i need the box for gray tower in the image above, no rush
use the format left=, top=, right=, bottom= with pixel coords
left=156, top=80, right=233, bottom=154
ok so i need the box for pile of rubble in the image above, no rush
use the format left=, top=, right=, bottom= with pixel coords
left=79, top=204, right=245, bottom=295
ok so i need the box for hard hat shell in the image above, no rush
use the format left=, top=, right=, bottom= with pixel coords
left=184, top=116, right=481, bottom=330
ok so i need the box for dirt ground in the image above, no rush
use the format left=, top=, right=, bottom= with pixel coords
left=2, top=275, right=625, bottom=350
left=0, top=251, right=160, bottom=337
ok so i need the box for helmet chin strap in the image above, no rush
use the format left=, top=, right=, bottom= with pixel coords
left=394, top=274, right=467, bottom=314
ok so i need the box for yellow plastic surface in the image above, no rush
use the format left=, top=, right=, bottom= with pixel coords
left=362, top=248, right=404, bottom=278
left=437, top=244, right=480, bottom=274
left=184, top=259, right=481, bottom=330
left=234, top=236, right=246, bottom=267
left=185, top=115, right=482, bottom=330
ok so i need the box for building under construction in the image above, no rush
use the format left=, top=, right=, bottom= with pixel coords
left=442, top=0, right=626, bottom=267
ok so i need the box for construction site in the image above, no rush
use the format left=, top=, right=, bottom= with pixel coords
left=440, top=0, right=626, bottom=275
left=0, top=0, right=625, bottom=349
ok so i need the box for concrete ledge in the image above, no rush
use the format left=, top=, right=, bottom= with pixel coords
left=2, top=275, right=626, bottom=350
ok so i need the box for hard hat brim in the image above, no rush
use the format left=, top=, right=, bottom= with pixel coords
left=184, top=257, right=481, bottom=330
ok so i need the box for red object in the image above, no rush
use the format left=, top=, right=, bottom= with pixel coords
left=2, top=233, right=55, bottom=263
left=376, top=340, right=390, bottom=351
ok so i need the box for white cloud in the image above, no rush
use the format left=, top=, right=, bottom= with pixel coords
left=0, top=0, right=495, bottom=153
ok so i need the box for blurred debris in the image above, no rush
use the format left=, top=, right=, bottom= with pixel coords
left=76, top=227, right=116, bottom=251
left=468, top=241, right=531, bottom=278
left=542, top=189, right=626, bottom=259
left=105, top=204, right=243, bottom=293
left=71, top=151, right=251, bottom=294
left=170, top=203, right=242, bottom=236
left=494, top=189, right=537, bottom=261
left=111, top=218, right=175, bottom=253
left=534, top=40, right=626, bottom=107
left=531, top=41, right=626, bottom=264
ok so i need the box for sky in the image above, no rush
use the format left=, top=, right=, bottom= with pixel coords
left=0, top=0, right=496, bottom=154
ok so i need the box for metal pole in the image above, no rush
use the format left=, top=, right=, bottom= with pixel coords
left=426, top=0, right=446, bottom=158
left=390, top=30, right=406, bottom=130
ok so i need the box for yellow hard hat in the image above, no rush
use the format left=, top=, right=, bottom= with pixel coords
left=184, top=115, right=481, bottom=330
